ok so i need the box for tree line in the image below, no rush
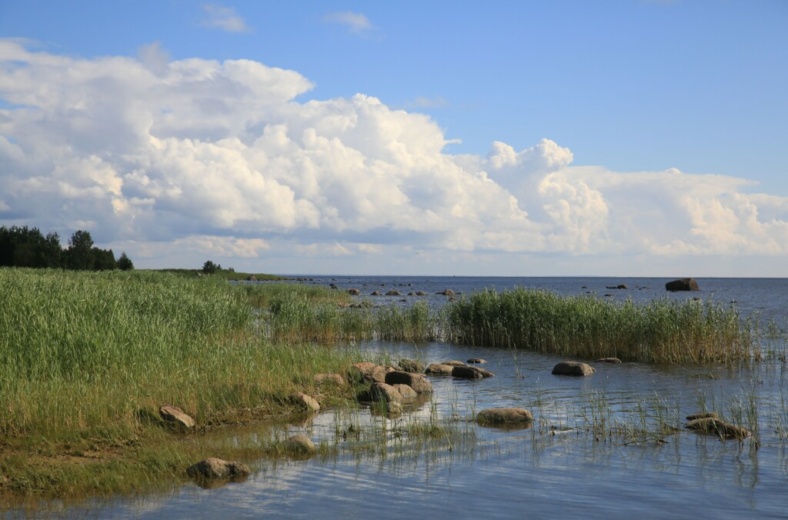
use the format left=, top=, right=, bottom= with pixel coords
left=0, top=226, right=133, bottom=271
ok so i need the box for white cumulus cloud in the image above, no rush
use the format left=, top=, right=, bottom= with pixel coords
left=0, top=39, right=786, bottom=273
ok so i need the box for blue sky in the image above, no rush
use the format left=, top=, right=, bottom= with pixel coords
left=0, top=1, right=786, bottom=276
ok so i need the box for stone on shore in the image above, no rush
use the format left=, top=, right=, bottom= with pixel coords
left=284, top=434, right=317, bottom=456
left=187, top=457, right=251, bottom=480
left=384, top=371, right=433, bottom=394
left=160, top=405, right=196, bottom=429
left=425, top=363, right=455, bottom=375
left=289, top=392, right=320, bottom=413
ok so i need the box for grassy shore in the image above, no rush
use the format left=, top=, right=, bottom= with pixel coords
left=0, top=269, right=766, bottom=503
left=0, top=268, right=360, bottom=499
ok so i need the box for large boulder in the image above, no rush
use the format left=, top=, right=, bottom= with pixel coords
left=476, top=408, right=534, bottom=425
left=551, top=361, right=595, bottom=377
left=187, top=457, right=251, bottom=480
left=362, top=382, right=404, bottom=403
left=384, top=371, right=433, bottom=394
left=350, top=362, right=394, bottom=383
left=160, top=405, right=196, bottom=429
left=665, top=278, right=700, bottom=291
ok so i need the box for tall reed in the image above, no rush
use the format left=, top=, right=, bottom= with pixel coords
left=444, top=288, right=754, bottom=364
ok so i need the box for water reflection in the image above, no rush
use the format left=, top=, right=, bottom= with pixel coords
left=12, top=338, right=788, bottom=520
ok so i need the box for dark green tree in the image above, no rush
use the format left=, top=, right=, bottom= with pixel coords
left=117, top=251, right=134, bottom=271
left=202, top=260, right=219, bottom=274
left=66, top=230, right=95, bottom=270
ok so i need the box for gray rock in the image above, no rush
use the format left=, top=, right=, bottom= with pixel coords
left=384, top=371, right=433, bottom=394
left=452, top=365, right=485, bottom=380
left=285, top=433, right=317, bottom=455
left=425, top=363, right=455, bottom=375
left=187, top=457, right=250, bottom=480
left=551, top=361, right=595, bottom=377
left=596, top=357, right=622, bottom=364
left=476, top=408, right=534, bottom=425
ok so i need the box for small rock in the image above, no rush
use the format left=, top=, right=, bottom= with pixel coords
left=398, top=358, right=425, bottom=373
left=284, top=434, right=317, bottom=456
left=289, top=392, right=320, bottom=413
left=551, top=361, right=595, bottom=377
left=451, top=365, right=484, bottom=380
left=160, top=405, right=196, bottom=429
left=187, top=457, right=251, bottom=480
left=467, top=358, right=487, bottom=364
left=348, top=288, right=360, bottom=296
left=385, top=290, right=402, bottom=296
left=314, top=373, right=346, bottom=386
left=476, top=408, right=534, bottom=425
left=596, top=357, right=622, bottom=364
left=437, top=289, right=455, bottom=296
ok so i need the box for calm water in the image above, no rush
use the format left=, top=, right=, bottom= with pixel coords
left=22, top=278, right=788, bottom=519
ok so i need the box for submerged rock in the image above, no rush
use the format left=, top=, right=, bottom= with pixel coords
left=425, top=363, right=455, bottom=376
left=686, top=411, right=718, bottom=421
left=187, top=457, right=250, bottom=480
left=160, top=405, right=196, bottom=429
left=685, top=417, right=751, bottom=440
left=596, top=357, right=622, bottom=364
left=467, top=358, right=487, bottom=364
left=452, top=365, right=495, bottom=379
left=476, top=407, right=534, bottom=425
left=284, top=434, right=317, bottom=456
left=551, top=361, right=595, bottom=377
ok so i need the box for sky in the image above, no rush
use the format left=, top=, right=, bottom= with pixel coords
left=0, top=0, right=786, bottom=277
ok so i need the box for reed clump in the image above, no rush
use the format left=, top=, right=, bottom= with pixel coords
left=445, top=288, right=754, bottom=364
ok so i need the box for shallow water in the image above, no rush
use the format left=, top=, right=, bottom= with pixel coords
left=12, top=277, right=788, bottom=519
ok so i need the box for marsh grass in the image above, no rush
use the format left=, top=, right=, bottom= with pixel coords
left=445, top=288, right=755, bottom=364
left=0, top=269, right=360, bottom=498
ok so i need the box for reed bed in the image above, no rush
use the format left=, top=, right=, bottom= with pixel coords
left=444, top=288, right=755, bottom=364
left=262, top=291, right=440, bottom=344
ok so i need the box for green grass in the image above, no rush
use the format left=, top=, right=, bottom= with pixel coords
left=0, top=268, right=361, bottom=498
left=444, top=288, right=756, bottom=364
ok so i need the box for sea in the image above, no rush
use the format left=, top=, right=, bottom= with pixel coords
left=19, top=277, right=788, bottom=519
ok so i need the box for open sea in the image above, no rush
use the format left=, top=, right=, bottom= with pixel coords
left=20, top=277, right=788, bottom=519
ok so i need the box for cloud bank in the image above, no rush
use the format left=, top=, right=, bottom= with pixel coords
left=0, top=39, right=786, bottom=274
